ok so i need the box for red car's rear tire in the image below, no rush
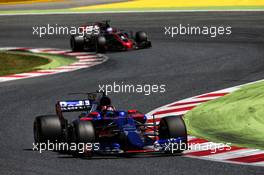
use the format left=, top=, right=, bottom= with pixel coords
left=135, top=31, right=148, bottom=43
left=70, top=35, right=84, bottom=52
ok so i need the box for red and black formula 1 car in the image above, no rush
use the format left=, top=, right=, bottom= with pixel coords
left=70, top=20, right=152, bottom=53
left=33, top=91, right=187, bottom=157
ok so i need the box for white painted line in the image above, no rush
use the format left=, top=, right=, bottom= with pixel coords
left=65, top=52, right=94, bottom=56
left=76, top=55, right=98, bottom=59
left=0, top=47, right=20, bottom=50
left=205, top=149, right=264, bottom=160
left=0, top=77, right=19, bottom=81
left=188, top=135, right=197, bottom=140
left=70, top=62, right=93, bottom=66
left=44, top=50, right=71, bottom=54
left=65, top=65, right=92, bottom=68
left=252, top=161, right=264, bottom=166
left=79, top=59, right=103, bottom=62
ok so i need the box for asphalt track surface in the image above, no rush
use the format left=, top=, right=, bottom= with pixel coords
left=0, top=12, right=264, bottom=175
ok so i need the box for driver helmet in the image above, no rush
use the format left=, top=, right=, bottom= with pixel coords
left=106, top=106, right=115, bottom=111
left=106, top=27, right=113, bottom=33
left=102, top=105, right=116, bottom=116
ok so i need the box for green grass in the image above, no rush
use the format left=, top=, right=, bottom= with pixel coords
left=34, top=53, right=76, bottom=70
left=0, top=51, right=49, bottom=76
left=184, top=81, right=264, bottom=149
left=0, top=51, right=76, bottom=76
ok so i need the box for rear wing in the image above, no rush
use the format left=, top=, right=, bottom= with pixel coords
left=56, top=100, right=93, bottom=118
left=55, top=91, right=106, bottom=119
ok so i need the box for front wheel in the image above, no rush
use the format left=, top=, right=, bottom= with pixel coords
left=72, top=120, right=96, bottom=157
left=159, top=116, right=188, bottom=153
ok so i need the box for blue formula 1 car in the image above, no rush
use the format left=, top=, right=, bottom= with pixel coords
left=33, top=92, right=188, bottom=157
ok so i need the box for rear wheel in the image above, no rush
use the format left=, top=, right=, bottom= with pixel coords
left=70, top=35, right=84, bottom=52
left=135, top=31, right=148, bottom=43
left=33, top=115, right=63, bottom=144
left=159, top=116, right=188, bottom=153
